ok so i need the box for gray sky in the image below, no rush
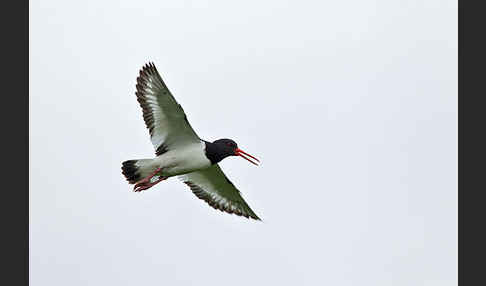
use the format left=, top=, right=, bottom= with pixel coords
left=30, top=1, right=457, bottom=285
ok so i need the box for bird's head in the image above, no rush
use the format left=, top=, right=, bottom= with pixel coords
left=211, top=139, right=260, bottom=166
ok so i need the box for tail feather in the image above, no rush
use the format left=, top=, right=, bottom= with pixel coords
left=121, top=159, right=157, bottom=184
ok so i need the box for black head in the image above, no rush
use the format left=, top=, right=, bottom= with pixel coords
left=205, top=138, right=260, bottom=165
left=214, top=138, right=238, bottom=151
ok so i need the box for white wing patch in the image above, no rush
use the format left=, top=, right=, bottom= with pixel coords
left=178, top=165, right=261, bottom=220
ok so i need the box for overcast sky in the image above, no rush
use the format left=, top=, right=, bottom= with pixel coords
left=30, top=1, right=457, bottom=285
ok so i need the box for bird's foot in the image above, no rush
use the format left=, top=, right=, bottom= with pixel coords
left=133, top=168, right=166, bottom=192
left=133, top=176, right=166, bottom=192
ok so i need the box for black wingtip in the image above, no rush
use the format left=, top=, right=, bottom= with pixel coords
left=139, top=61, right=157, bottom=76
left=184, top=181, right=262, bottom=221
left=248, top=212, right=262, bottom=221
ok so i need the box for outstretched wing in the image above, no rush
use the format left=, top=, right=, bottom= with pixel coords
left=135, top=62, right=200, bottom=155
left=178, top=165, right=261, bottom=220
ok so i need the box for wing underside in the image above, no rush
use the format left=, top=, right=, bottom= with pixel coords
left=178, top=165, right=261, bottom=220
left=135, top=62, right=200, bottom=155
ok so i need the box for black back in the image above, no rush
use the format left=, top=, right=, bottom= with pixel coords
left=204, top=139, right=238, bottom=164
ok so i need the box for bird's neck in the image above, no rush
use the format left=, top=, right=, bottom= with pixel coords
left=204, top=141, right=228, bottom=165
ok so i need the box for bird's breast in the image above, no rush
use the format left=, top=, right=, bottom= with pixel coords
left=156, top=141, right=211, bottom=177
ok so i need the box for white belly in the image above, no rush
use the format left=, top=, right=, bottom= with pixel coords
left=155, top=141, right=211, bottom=177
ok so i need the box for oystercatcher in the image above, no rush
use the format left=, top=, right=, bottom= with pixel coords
left=122, top=62, right=261, bottom=220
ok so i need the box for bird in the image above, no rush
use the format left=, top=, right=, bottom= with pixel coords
left=121, top=62, right=261, bottom=220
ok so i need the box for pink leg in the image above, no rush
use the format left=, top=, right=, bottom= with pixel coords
left=134, top=167, right=162, bottom=185
left=133, top=167, right=167, bottom=192
left=134, top=176, right=167, bottom=192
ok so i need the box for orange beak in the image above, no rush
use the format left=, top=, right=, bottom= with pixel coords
left=235, top=148, right=260, bottom=166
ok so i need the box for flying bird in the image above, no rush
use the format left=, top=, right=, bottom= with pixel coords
left=122, top=62, right=261, bottom=220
